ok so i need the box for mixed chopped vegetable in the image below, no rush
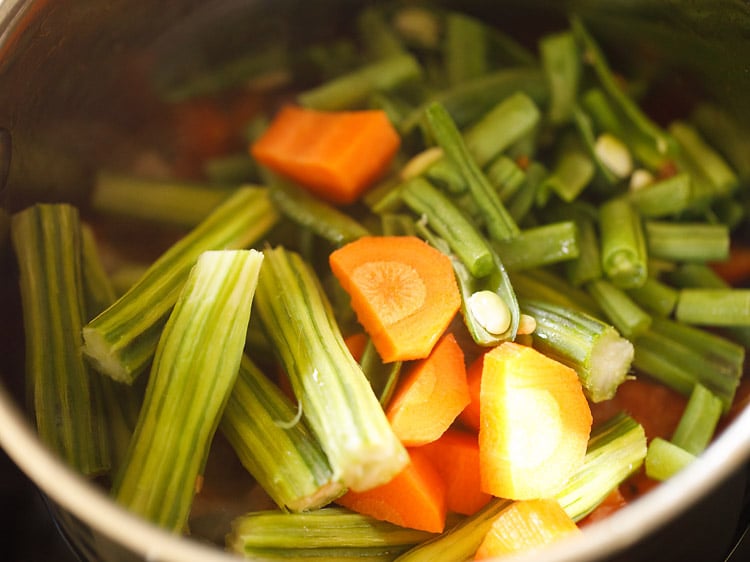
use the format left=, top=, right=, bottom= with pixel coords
left=5, top=1, right=750, bottom=560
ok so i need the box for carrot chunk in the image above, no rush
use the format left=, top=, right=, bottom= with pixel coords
left=335, top=447, right=447, bottom=533
left=420, top=428, right=492, bottom=516
left=479, top=342, right=592, bottom=500
left=474, top=498, right=581, bottom=559
left=386, top=333, right=470, bottom=446
left=251, top=105, right=400, bottom=205
left=329, top=236, right=461, bottom=363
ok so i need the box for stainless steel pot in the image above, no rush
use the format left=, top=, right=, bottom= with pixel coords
left=1, top=1, right=749, bottom=561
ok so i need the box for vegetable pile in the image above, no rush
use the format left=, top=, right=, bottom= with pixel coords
left=4, top=2, right=750, bottom=560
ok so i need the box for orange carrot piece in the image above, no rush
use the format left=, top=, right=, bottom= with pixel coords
left=329, top=235, right=461, bottom=363
left=420, top=428, right=492, bottom=516
left=251, top=105, right=401, bottom=205
left=386, top=333, right=469, bottom=446
left=458, top=353, right=484, bottom=432
left=479, top=342, right=592, bottom=500
left=474, top=498, right=581, bottom=559
left=335, top=447, right=447, bottom=533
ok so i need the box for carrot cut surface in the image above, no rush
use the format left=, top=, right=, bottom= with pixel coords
left=479, top=342, right=592, bottom=500
left=474, top=498, right=581, bottom=560
left=420, top=428, right=492, bottom=516
left=251, top=105, right=400, bottom=205
left=329, top=235, right=461, bottom=363
left=386, top=333, right=469, bottom=446
left=458, top=352, right=484, bottom=432
left=335, top=447, right=447, bottom=533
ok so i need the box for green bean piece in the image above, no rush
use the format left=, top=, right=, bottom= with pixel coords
left=424, top=102, right=519, bottom=242
left=541, top=132, right=596, bottom=203
left=506, top=161, right=548, bottom=224
left=82, top=187, right=278, bottom=384
left=645, top=438, right=695, bottom=482
left=666, top=264, right=750, bottom=347
left=546, top=202, right=602, bottom=287
left=11, top=204, right=111, bottom=476
left=492, top=221, right=580, bottom=272
left=401, top=177, right=494, bottom=278
left=670, top=383, right=723, bottom=456
left=521, top=299, right=633, bottom=402
left=645, top=221, right=729, bottom=263
left=627, top=173, right=693, bottom=218
left=463, top=92, right=541, bottom=168
left=298, top=53, right=422, bottom=111
left=675, top=288, right=750, bottom=327
left=626, top=276, right=678, bottom=317
left=221, top=355, right=344, bottom=512
left=572, top=17, right=677, bottom=168
left=691, top=103, right=750, bottom=183
left=669, top=121, right=739, bottom=200
left=599, top=196, right=648, bottom=289
left=402, top=67, right=548, bottom=133
left=486, top=155, right=526, bottom=203
left=91, top=171, right=234, bottom=228
left=255, top=247, right=408, bottom=492
left=586, top=278, right=652, bottom=339
left=540, top=30, right=581, bottom=125
left=510, top=268, right=601, bottom=317
left=419, top=226, right=519, bottom=347
left=112, top=250, right=263, bottom=532
left=632, top=317, right=744, bottom=411
left=263, top=170, right=370, bottom=247
left=571, top=105, right=621, bottom=185
left=422, top=155, right=465, bottom=195
left=444, top=11, right=488, bottom=86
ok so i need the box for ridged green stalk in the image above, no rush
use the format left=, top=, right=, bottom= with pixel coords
left=254, top=246, right=408, bottom=492
left=11, top=204, right=110, bottom=475
left=82, top=187, right=278, bottom=383
left=227, top=507, right=436, bottom=560
left=221, top=355, right=345, bottom=512
left=521, top=299, right=634, bottom=402
left=112, top=249, right=263, bottom=532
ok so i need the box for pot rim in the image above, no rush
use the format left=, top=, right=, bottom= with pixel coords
left=1, top=0, right=750, bottom=560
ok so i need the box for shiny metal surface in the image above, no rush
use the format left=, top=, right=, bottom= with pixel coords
left=0, top=1, right=749, bottom=561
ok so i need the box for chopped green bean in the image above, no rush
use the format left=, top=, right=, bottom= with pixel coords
left=599, top=196, right=648, bottom=289
left=645, top=221, right=729, bottom=263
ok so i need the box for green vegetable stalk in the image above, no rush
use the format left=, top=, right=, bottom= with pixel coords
left=221, top=355, right=345, bottom=512
left=254, top=246, right=408, bottom=492
left=82, top=186, right=278, bottom=384
left=227, top=507, right=436, bottom=560
left=112, top=249, right=263, bottom=531
left=11, top=204, right=110, bottom=475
